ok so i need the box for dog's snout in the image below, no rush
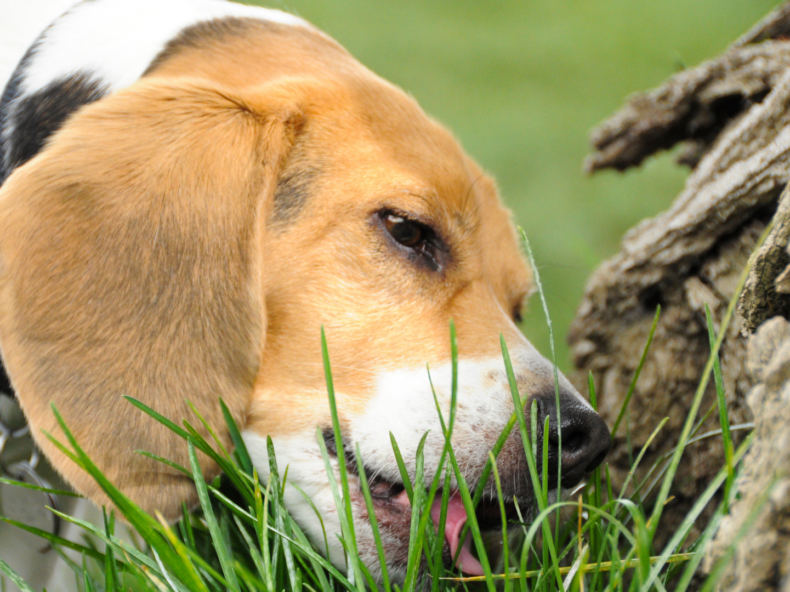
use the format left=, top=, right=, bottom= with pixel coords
left=533, top=391, right=611, bottom=488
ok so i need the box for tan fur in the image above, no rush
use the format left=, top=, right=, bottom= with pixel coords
left=0, top=21, right=531, bottom=518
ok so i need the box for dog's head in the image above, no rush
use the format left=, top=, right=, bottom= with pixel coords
left=0, top=15, right=609, bottom=581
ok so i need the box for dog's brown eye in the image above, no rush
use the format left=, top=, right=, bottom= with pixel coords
left=384, top=214, right=424, bottom=248
left=378, top=209, right=448, bottom=271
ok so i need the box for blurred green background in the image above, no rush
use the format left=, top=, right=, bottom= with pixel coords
left=253, top=0, right=779, bottom=371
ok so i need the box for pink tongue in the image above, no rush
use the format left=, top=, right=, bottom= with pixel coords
left=430, top=492, right=484, bottom=576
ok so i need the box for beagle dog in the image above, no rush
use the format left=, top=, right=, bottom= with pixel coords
left=0, top=0, right=610, bottom=581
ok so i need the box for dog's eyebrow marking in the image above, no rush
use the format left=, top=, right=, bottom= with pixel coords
left=271, top=163, right=321, bottom=226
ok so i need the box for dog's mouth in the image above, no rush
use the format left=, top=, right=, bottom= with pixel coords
left=323, top=431, right=522, bottom=575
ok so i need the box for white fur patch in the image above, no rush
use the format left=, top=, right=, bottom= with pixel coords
left=0, top=0, right=75, bottom=92
left=242, top=430, right=350, bottom=568
left=18, top=0, right=309, bottom=97
left=349, top=337, right=586, bottom=486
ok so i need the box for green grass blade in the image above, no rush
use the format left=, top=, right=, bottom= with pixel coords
left=444, top=447, right=495, bottom=590
left=541, top=412, right=550, bottom=577
left=285, top=516, right=354, bottom=590
left=47, top=507, right=178, bottom=584
left=46, top=406, right=205, bottom=591
left=542, top=414, right=550, bottom=514
left=134, top=450, right=192, bottom=477
left=501, top=335, right=563, bottom=589
left=187, top=401, right=231, bottom=461
left=704, top=303, right=735, bottom=514
left=123, top=396, right=191, bottom=440
left=0, top=477, right=81, bottom=497
left=0, top=561, right=35, bottom=592
left=255, top=477, right=276, bottom=592
left=455, top=501, right=642, bottom=583
left=699, top=478, right=776, bottom=592
left=355, top=444, right=392, bottom=592
left=266, top=437, right=300, bottom=592
left=207, top=485, right=256, bottom=523
left=154, top=513, right=214, bottom=592
left=125, top=396, right=253, bottom=505
left=618, top=418, right=668, bottom=500
left=449, top=320, right=459, bottom=434
left=403, top=433, right=429, bottom=592
left=269, top=523, right=355, bottom=589
left=427, top=332, right=495, bottom=591
left=611, top=306, right=660, bottom=438
left=639, top=431, right=754, bottom=591
left=518, top=228, right=564, bottom=550
left=152, top=545, right=186, bottom=592
left=586, top=415, right=666, bottom=588
left=82, top=557, right=96, bottom=592
left=292, top=483, right=331, bottom=560
left=649, top=219, right=773, bottom=541
left=179, top=505, right=196, bottom=550
left=431, top=468, right=451, bottom=592
left=320, top=327, right=365, bottom=591
left=102, top=510, right=122, bottom=592
left=469, top=413, right=517, bottom=505
left=220, top=398, right=253, bottom=476
left=288, top=521, right=335, bottom=592
left=232, top=515, right=268, bottom=585
left=51, top=548, right=94, bottom=591
left=490, top=452, right=512, bottom=592
left=588, top=372, right=603, bottom=563
left=0, top=516, right=104, bottom=561
left=40, top=429, right=81, bottom=465
left=188, top=440, right=241, bottom=592
left=672, top=506, right=723, bottom=592
left=316, top=427, right=364, bottom=591
left=617, top=500, right=651, bottom=586
left=389, top=433, right=415, bottom=502
left=427, top=353, right=479, bottom=555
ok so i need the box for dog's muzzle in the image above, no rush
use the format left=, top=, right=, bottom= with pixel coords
left=334, top=389, right=610, bottom=573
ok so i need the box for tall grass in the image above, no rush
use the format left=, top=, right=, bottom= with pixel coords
left=0, top=226, right=772, bottom=592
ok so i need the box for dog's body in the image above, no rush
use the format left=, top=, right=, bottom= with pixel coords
left=0, top=0, right=610, bottom=581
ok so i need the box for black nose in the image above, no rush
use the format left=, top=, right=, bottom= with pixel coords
left=533, top=391, right=611, bottom=488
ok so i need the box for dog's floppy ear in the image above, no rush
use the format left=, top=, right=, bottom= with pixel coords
left=0, top=77, right=302, bottom=518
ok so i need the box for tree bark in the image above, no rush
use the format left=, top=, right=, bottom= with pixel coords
left=569, top=0, right=790, bottom=557
left=704, top=315, right=790, bottom=591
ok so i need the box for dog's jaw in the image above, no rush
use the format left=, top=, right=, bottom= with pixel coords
left=241, top=339, right=584, bottom=583
left=241, top=430, right=402, bottom=581
left=240, top=432, right=347, bottom=560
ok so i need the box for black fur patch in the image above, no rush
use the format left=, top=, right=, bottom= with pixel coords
left=0, top=42, right=37, bottom=185
left=1, top=72, right=107, bottom=184
left=0, top=362, right=13, bottom=397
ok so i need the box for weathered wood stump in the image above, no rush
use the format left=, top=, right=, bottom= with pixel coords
left=568, top=0, right=790, bottom=562
left=704, top=315, right=790, bottom=591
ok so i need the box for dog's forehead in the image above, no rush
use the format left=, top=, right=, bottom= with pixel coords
left=300, top=80, right=532, bottom=293
left=351, top=82, right=474, bottom=199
